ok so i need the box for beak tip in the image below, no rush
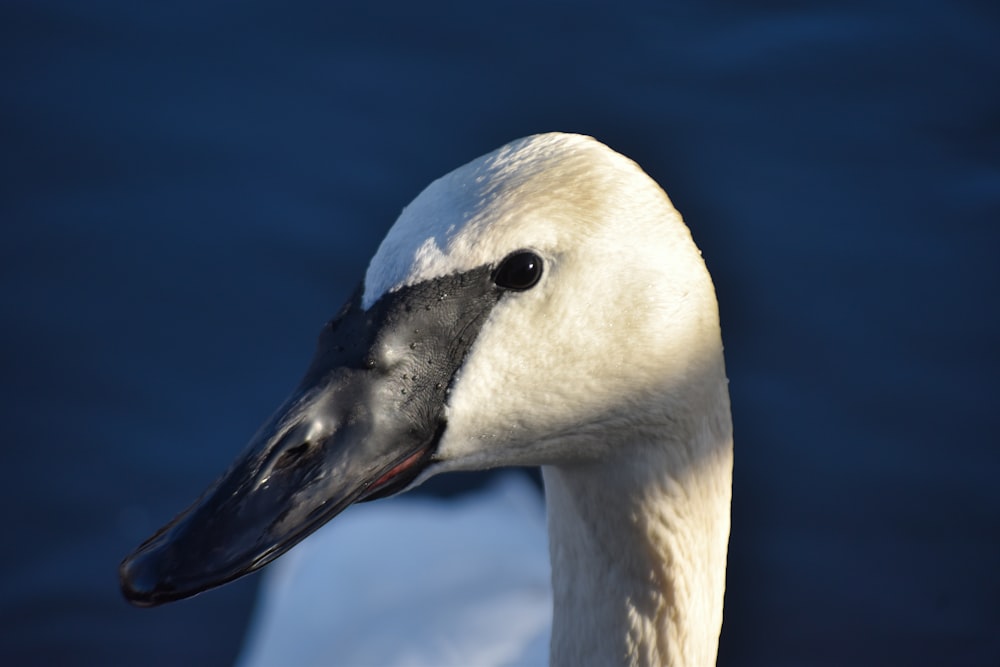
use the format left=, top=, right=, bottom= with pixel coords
left=119, top=553, right=158, bottom=607
left=119, top=541, right=179, bottom=607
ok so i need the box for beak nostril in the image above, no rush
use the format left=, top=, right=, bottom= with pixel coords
left=274, top=442, right=312, bottom=471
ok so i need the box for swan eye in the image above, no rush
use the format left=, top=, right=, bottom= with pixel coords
left=493, top=250, right=543, bottom=291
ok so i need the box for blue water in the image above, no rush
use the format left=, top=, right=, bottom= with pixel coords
left=2, top=1, right=998, bottom=665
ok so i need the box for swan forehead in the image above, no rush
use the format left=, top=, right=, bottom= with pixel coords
left=362, top=133, right=648, bottom=309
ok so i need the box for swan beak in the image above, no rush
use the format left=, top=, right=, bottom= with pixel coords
left=119, top=268, right=501, bottom=607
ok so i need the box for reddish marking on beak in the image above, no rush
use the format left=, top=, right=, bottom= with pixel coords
left=368, top=448, right=429, bottom=493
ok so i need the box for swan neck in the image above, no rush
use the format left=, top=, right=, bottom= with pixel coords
left=543, top=428, right=733, bottom=667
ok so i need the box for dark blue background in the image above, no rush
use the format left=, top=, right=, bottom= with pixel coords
left=2, top=1, right=998, bottom=665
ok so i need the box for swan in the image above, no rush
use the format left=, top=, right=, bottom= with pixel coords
left=119, top=132, right=734, bottom=666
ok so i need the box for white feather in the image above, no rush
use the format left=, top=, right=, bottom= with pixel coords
left=237, top=474, right=551, bottom=667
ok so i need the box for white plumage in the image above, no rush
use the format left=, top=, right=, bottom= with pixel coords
left=238, top=474, right=551, bottom=667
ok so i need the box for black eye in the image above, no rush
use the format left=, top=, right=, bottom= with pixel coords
left=493, top=250, right=544, bottom=291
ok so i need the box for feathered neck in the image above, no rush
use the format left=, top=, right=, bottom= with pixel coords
left=542, top=386, right=733, bottom=667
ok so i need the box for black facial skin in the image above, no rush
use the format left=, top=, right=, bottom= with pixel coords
left=119, top=264, right=508, bottom=607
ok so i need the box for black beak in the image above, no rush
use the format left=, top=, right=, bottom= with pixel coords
left=120, top=266, right=502, bottom=606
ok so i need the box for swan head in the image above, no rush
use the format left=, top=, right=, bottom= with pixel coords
left=119, top=132, right=727, bottom=606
